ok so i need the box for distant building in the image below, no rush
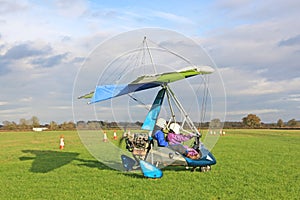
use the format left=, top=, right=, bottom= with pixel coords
left=32, top=127, right=48, bottom=132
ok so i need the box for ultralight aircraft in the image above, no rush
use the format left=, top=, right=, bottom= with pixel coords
left=78, top=36, right=217, bottom=178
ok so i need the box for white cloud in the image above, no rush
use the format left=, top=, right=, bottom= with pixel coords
left=51, top=106, right=72, bottom=110
left=54, top=0, right=88, bottom=18
left=0, top=107, right=32, bottom=121
left=219, top=67, right=300, bottom=96
left=0, top=0, right=28, bottom=14
left=20, top=97, right=33, bottom=102
left=282, top=94, right=300, bottom=102
left=151, top=11, right=194, bottom=25
left=1, top=1, right=300, bottom=124
left=227, top=109, right=280, bottom=116
left=0, top=101, right=8, bottom=106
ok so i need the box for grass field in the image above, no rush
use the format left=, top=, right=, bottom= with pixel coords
left=0, top=129, right=299, bottom=199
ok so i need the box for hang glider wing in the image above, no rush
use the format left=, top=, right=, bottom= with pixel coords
left=78, top=66, right=214, bottom=104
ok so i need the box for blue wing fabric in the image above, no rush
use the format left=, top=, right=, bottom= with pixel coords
left=90, top=83, right=160, bottom=104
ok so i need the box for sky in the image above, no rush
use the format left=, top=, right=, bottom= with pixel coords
left=0, top=0, right=299, bottom=124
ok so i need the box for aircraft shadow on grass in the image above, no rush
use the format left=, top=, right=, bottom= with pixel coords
left=19, top=150, right=192, bottom=176
left=75, top=158, right=113, bottom=171
left=19, top=150, right=111, bottom=173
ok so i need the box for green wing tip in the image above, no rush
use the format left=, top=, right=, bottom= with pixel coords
left=78, top=91, right=94, bottom=99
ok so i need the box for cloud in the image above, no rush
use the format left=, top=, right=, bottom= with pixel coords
left=282, top=94, right=300, bottom=102
left=1, top=1, right=300, bottom=124
left=0, top=0, right=28, bottom=14
left=31, top=53, right=69, bottom=68
left=0, top=41, right=74, bottom=76
left=20, top=97, right=33, bottom=102
left=53, top=0, right=88, bottom=18
left=217, top=66, right=300, bottom=122
left=71, top=56, right=86, bottom=64
left=151, top=11, right=194, bottom=25
left=51, top=106, right=72, bottom=110
left=0, top=101, right=8, bottom=106
left=0, top=60, right=11, bottom=75
left=213, top=0, right=300, bottom=23
left=227, top=109, right=280, bottom=116
left=0, top=106, right=32, bottom=121
left=61, top=36, right=72, bottom=43
left=3, top=43, right=52, bottom=60
left=0, top=38, right=80, bottom=123
left=201, top=17, right=300, bottom=82
left=278, top=34, right=300, bottom=47
left=220, top=67, right=300, bottom=96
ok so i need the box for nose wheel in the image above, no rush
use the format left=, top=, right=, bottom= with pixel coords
left=200, top=165, right=211, bottom=172
left=190, top=165, right=211, bottom=172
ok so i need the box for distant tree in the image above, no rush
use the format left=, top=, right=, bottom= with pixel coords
left=67, top=121, right=76, bottom=130
left=60, top=121, right=76, bottom=130
left=49, top=121, right=59, bottom=130
left=287, top=119, right=297, bottom=127
left=109, top=122, right=118, bottom=129
left=99, top=121, right=107, bottom=129
left=3, top=121, right=17, bottom=130
left=76, top=121, right=86, bottom=129
left=87, top=121, right=101, bottom=129
left=210, top=118, right=222, bottom=129
left=31, top=116, right=40, bottom=127
left=242, top=114, right=261, bottom=128
left=19, top=118, right=28, bottom=130
left=277, top=119, right=284, bottom=128
left=2, top=121, right=10, bottom=128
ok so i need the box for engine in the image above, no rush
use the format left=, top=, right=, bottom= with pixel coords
left=125, top=132, right=149, bottom=156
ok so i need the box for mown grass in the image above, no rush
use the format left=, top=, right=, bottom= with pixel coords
left=0, top=129, right=299, bottom=199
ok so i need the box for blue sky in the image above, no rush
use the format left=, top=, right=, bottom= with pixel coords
left=0, top=0, right=299, bottom=124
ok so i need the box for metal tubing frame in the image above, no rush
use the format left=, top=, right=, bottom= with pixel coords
left=165, top=84, right=201, bottom=137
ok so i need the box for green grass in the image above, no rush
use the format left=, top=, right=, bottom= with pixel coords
left=0, top=129, right=299, bottom=199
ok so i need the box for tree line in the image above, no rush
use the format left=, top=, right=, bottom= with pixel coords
left=1, top=116, right=76, bottom=131
left=1, top=114, right=299, bottom=131
left=240, top=114, right=300, bottom=129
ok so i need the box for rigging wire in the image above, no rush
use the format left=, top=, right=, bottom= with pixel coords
left=127, top=94, right=150, bottom=111
left=101, top=41, right=145, bottom=84
left=199, top=75, right=209, bottom=129
left=147, top=37, right=211, bottom=130
left=147, top=38, right=194, bottom=67
left=144, top=36, right=157, bottom=74
left=127, top=37, right=156, bottom=108
left=115, top=43, right=144, bottom=83
left=100, top=36, right=210, bottom=129
left=185, top=76, right=205, bottom=127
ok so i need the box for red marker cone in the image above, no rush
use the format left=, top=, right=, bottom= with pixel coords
left=60, top=135, right=65, bottom=149
left=113, top=130, right=118, bottom=140
left=103, top=131, right=108, bottom=142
